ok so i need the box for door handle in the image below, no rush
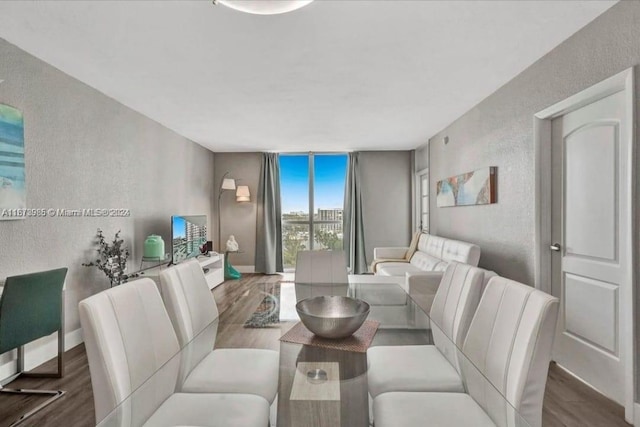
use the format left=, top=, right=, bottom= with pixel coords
left=550, top=243, right=561, bottom=252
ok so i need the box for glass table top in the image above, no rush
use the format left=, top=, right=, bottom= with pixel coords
left=97, top=278, right=530, bottom=427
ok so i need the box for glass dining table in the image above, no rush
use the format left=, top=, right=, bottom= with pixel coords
left=97, top=276, right=530, bottom=427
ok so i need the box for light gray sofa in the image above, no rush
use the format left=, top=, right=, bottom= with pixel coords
left=373, top=233, right=481, bottom=292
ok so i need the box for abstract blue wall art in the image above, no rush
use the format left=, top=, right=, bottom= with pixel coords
left=0, top=104, right=26, bottom=218
left=436, top=167, right=497, bottom=207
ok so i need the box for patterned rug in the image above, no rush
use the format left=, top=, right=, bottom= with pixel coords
left=244, top=284, right=281, bottom=328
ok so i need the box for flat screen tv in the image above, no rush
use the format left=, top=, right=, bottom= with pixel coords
left=171, top=215, right=207, bottom=263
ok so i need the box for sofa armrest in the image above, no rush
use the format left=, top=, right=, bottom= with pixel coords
left=374, top=247, right=408, bottom=260
left=405, top=271, right=444, bottom=295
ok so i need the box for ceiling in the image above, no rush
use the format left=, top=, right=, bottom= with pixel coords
left=0, top=1, right=616, bottom=152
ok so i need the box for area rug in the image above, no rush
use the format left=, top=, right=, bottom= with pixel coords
left=279, top=320, right=380, bottom=353
left=244, top=284, right=281, bottom=328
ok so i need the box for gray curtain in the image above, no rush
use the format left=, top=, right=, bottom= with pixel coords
left=343, top=152, right=367, bottom=274
left=255, top=153, right=283, bottom=274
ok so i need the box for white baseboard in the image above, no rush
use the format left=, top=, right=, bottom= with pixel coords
left=235, top=265, right=255, bottom=273
left=0, top=328, right=83, bottom=382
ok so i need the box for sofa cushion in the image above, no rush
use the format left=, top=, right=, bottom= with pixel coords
left=442, top=240, right=481, bottom=266
left=414, top=233, right=481, bottom=267
left=376, top=263, right=425, bottom=276
left=419, top=233, right=446, bottom=258
left=409, top=251, right=448, bottom=271
left=374, top=233, right=481, bottom=277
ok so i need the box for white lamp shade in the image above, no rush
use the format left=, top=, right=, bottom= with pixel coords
left=217, top=0, right=313, bottom=15
left=236, top=185, right=251, bottom=202
left=221, top=178, right=236, bottom=190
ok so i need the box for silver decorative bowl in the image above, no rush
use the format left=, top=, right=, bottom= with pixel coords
left=296, top=296, right=370, bottom=339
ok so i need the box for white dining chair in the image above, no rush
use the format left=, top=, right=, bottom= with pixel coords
left=367, top=262, right=485, bottom=397
left=159, top=259, right=280, bottom=404
left=373, top=276, right=559, bottom=427
left=295, top=250, right=348, bottom=283
left=294, top=250, right=350, bottom=303
left=79, top=278, right=270, bottom=427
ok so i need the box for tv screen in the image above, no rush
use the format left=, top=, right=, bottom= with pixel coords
left=171, top=215, right=207, bottom=263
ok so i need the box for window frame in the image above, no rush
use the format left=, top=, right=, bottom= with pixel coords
left=280, top=152, right=347, bottom=250
left=415, top=167, right=429, bottom=233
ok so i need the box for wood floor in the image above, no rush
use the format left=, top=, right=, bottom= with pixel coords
left=0, top=274, right=629, bottom=427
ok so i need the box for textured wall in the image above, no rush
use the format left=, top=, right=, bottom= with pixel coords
left=360, top=151, right=412, bottom=263
left=415, top=143, right=429, bottom=172
left=213, top=152, right=261, bottom=267
left=0, top=38, right=215, bottom=344
left=428, top=1, right=640, bottom=285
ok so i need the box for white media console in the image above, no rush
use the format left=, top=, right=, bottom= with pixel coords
left=198, top=252, right=225, bottom=290
left=133, top=252, right=225, bottom=290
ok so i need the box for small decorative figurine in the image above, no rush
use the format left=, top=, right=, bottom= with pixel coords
left=226, top=235, right=239, bottom=252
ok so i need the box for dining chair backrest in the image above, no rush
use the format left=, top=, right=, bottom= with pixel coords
left=79, top=278, right=180, bottom=425
left=159, top=258, right=222, bottom=387
left=295, top=250, right=348, bottom=284
left=461, top=277, right=559, bottom=427
left=429, top=262, right=484, bottom=371
left=159, top=259, right=219, bottom=347
left=0, top=267, right=67, bottom=354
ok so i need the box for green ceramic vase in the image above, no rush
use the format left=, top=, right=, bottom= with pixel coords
left=143, top=234, right=165, bottom=259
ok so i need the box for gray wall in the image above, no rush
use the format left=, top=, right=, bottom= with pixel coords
left=0, top=38, right=215, bottom=342
left=213, top=152, right=261, bottom=267
left=415, top=144, right=429, bottom=172
left=360, top=151, right=412, bottom=263
left=428, top=1, right=640, bottom=285
left=214, top=151, right=413, bottom=269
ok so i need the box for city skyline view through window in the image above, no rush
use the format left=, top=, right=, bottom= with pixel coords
left=280, top=154, right=348, bottom=269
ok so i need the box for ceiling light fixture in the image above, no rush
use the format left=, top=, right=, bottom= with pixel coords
left=213, top=0, right=313, bottom=15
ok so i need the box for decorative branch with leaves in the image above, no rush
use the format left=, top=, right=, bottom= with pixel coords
left=82, top=229, right=130, bottom=287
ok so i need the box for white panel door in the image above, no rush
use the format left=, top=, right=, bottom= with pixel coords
left=550, top=90, right=629, bottom=404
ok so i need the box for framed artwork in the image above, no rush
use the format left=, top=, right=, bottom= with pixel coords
left=437, top=167, right=496, bottom=207
left=0, top=104, right=26, bottom=218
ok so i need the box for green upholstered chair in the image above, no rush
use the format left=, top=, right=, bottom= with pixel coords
left=0, top=267, right=67, bottom=426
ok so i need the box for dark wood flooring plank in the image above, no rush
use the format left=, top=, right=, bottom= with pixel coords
left=0, top=344, right=94, bottom=427
left=542, top=363, right=628, bottom=427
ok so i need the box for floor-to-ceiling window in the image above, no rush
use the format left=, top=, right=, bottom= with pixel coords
left=280, top=153, right=348, bottom=270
